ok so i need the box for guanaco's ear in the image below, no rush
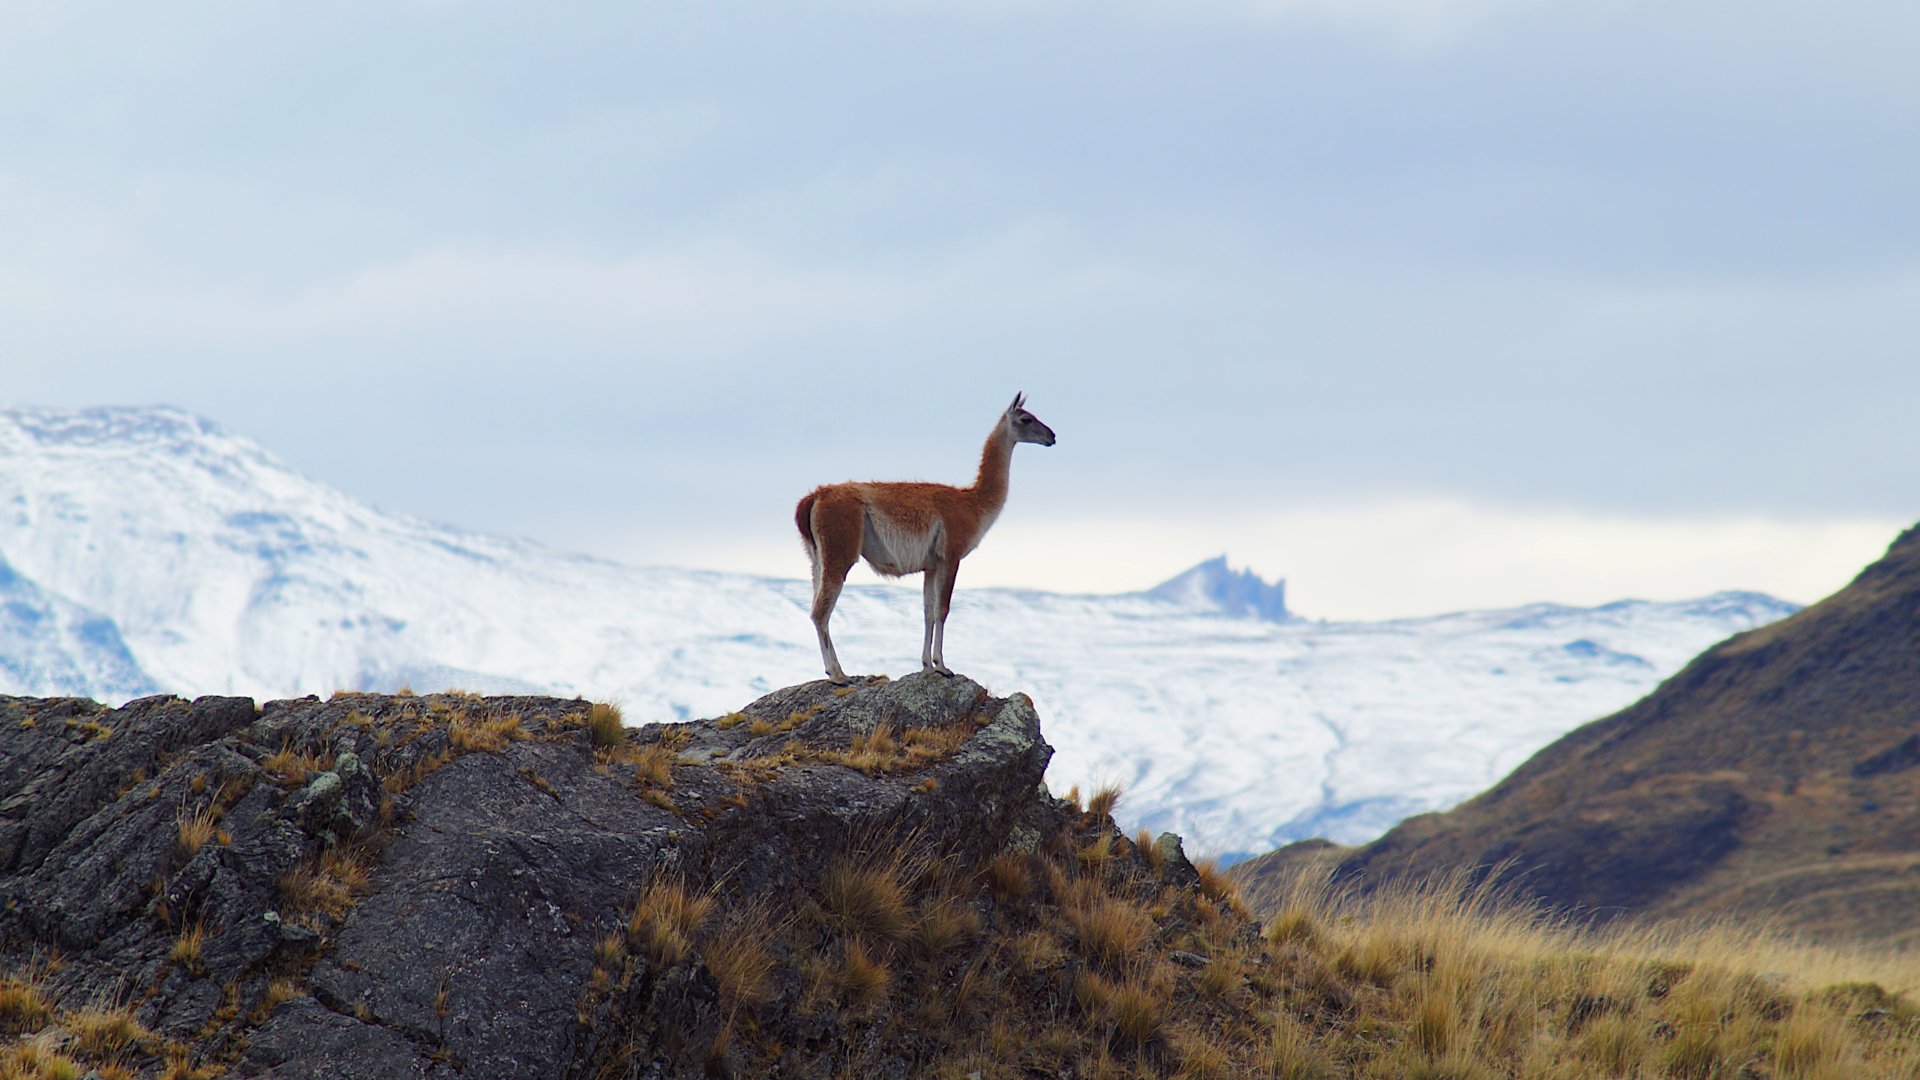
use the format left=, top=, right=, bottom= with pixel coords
left=1010, top=391, right=1026, bottom=412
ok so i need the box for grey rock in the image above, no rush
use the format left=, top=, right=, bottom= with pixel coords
left=1154, top=831, right=1202, bottom=886
left=0, top=676, right=1056, bottom=1079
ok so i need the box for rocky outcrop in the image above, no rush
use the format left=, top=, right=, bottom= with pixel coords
left=0, top=674, right=1094, bottom=1078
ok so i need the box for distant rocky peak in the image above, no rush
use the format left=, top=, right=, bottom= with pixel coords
left=1144, top=555, right=1290, bottom=621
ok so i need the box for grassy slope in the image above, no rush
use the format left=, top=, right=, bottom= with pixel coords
left=1238, top=523, right=1920, bottom=945
left=6, top=785, right=1920, bottom=1079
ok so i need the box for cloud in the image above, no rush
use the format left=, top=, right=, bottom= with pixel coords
left=645, top=499, right=1902, bottom=621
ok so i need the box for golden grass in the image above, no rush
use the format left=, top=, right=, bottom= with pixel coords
left=382, top=747, right=454, bottom=794
left=816, top=720, right=976, bottom=776
left=836, top=937, right=892, bottom=1009
left=1193, top=857, right=1244, bottom=913
left=280, top=843, right=375, bottom=923
left=820, top=856, right=912, bottom=943
left=447, top=709, right=526, bottom=753
left=1077, top=831, right=1119, bottom=878
left=2, top=1044, right=84, bottom=1080
left=628, top=879, right=715, bottom=967
left=170, top=922, right=207, bottom=974
left=705, top=914, right=779, bottom=1010
left=985, top=852, right=1032, bottom=903
left=1085, top=783, right=1122, bottom=821
left=65, top=1003, right=151, bottom=1059
left=1246, top=866, right=1920, bottom=1080
left=1073, top=968, right=1167, bottom=1051
left=594, top=930, right=627, bottom=971
left=174, top=802, right=229, bottom=858
left=255, top=977, right=304, bottom=1022
left=912, top=897, right=983, bottom=960
left=628, top=742, right=675, bottom=789
left=158, top=1051, right=219, bottom=1080
left=586, top=702, right=623, bottom=749
left=62, top=718, right=112, bottom=742
left=0, top=974, right=53, bottom=1034
left=261, top=741, right=332, bottom=786
left=1064, top=895, right=1153, bottom=971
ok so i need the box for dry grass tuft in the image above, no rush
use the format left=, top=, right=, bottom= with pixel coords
left=1074, top=969, right=1167, bottom=1051
left=1077, top=831, right=1119, bottom=879
left=628, top=879, right=715, bottom=967
left=835, top=937, right=892, bottom=1009
left=447, top=710, right=526, bottom=753
left=705, top=912, right=779, bottom=1010
left=0, top=974, right=54, bottom=1035
left=1065, top=895, right=1153, bottom=971
left=65, top=1003, right=151, bottom=1059
left=1137, top=829, right=1166, bottom=874
left=174, top=803, right=228, bottom=859
left=629, top=742, right=675, bottom=789
left=820, top=856, right=912, bottom=943
left=594, top=931, right=627, bottom=970
left=261, top=741, right=332, bottom=786
left=912, top=897, right=983, bottom=960
left=805, top=720, right=975, bottom=775
left=254, top=977, right=304, bottom=1023
left=1264, top=907, right=1321, bottom=949
left=586, top=702, right=624, bottom=749
left=828, top=724, right=901, bottom=774
left=63, top=718, right=112, bottom=742
left=1085, top=783, right=1122, bottom=821
left=158, top=1050, right=219, bottom=1080
left=1193, top=857, right=1244, bottom=911
left=383, top=747, right=454, bottom=794
left=170, top=923, right=207, bottom=975
left=281, top=843, right=376, bottom=923
left=1196, top=955, right=1243, bottom=1000
left=3, top=1044, right=84, bottom=1080
left=985, top=852, right=1032, bottom=903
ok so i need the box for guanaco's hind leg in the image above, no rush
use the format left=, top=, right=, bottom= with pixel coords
left=808, top=492, right=864, bottom=684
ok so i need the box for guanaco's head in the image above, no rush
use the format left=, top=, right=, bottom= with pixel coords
left=1005, top=392, right=1057, bottom=447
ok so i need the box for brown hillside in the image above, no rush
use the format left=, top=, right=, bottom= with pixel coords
left=1235, top=522, right=1920, bottom=944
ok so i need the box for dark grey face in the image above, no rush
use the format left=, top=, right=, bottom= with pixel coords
left=1007, top=392, right=1057, bottom=446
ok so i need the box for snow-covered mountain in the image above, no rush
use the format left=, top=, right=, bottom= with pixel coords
left=0, top=546, right=157, bottom=701
left=0, top=406, right=1798, bottom=858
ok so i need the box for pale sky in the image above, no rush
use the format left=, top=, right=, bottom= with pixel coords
left=4, top=1, right=1915, bottom=619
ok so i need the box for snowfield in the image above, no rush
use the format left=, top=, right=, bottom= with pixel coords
left=0, top=406, right=1796, bottom=858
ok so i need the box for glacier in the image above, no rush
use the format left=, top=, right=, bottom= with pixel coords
left=0, top=406, right=1797, bottom=859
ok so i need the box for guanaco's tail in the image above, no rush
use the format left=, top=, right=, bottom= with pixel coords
left=794, top=489, right=820, bottom=555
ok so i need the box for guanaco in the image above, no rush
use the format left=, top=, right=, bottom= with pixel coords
left=795, top=392, right=1056, bottom=683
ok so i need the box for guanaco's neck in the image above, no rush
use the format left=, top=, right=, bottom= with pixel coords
left=970, top=421, right=1015, bottom=512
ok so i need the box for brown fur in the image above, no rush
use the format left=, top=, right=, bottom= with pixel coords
left=796, top=394, right=1055, bottom=683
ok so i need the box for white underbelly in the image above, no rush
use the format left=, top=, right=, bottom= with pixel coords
left=862, top=514, right=938, bottom=576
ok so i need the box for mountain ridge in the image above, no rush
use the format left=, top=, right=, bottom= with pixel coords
left=1232, top=522, right=1920, bottom=943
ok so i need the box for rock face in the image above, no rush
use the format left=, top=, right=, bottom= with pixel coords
left=1233, top=523, right=1920, bottom=943
left=0, top=674, right=1076, bottom=1077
